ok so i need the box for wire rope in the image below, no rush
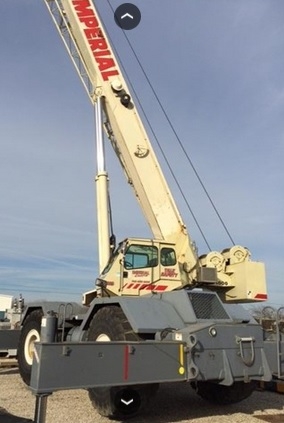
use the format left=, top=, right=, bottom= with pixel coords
left=104, top=0, right=235, bottom=247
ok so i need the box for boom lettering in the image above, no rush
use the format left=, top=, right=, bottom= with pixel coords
left=73, top=0, right=119, bottom=80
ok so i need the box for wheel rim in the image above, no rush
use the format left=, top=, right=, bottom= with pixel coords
left=96, top=333, right=111, bottom=342
left=24, top=329, right=40, bottom=365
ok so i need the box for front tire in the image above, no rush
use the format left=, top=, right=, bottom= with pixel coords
left=192, top=381, right=256, bottom=405
left=18, top=309, right=43, bottom=385
left=87, top=306, right=158, bottom=419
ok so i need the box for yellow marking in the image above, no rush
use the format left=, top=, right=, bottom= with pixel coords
left=179, top=366, right=185, bottom=375
left=179, top=344, right=184, bottom=367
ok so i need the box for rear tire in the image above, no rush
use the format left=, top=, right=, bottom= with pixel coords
left=18, top=309, right=43, bottom=385
left=192, top=381, right=256, bottom=405
left=87, top=306, right=158, bottom=419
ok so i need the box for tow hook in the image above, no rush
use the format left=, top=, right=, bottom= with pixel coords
left=235, top=336, right=255, bottom=366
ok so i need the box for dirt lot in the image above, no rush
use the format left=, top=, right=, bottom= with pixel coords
left=0, top=369, right=283, bottom=423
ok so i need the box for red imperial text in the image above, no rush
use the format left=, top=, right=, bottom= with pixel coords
left=72, top=0, right=119, bottom=81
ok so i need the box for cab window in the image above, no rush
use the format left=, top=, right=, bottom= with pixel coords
left=161, top=247, right=176, bottom=266
left=124, top=245, right=158, bottom=269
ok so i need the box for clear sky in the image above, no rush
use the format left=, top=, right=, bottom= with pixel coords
left=0, top=0, right=283, bottom=307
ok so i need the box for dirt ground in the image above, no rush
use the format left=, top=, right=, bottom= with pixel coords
left=0, top=368, right=283, bottom=423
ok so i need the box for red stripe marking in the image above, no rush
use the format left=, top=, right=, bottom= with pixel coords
left=254, top=293, right=268, bottom=300
left=155, top=285, right=168, bottom=291
left=123, top=345, right=129, bottom=381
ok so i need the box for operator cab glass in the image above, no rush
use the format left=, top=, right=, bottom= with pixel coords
left=124, top=244, right=158, bottom=269
left=124, top=244, right=177, bottom=269
left=161, top=247, right=176, bottom=266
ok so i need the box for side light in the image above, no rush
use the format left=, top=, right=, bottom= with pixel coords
left=209, top=326, right=217, bottom=337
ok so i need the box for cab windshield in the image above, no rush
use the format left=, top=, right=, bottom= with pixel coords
left=124, top=244, right=158, bottom=270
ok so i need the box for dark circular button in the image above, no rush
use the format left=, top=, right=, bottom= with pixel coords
left=114, top=388, right=141, bottom=415
left=114, top=3, right=141, bottom=30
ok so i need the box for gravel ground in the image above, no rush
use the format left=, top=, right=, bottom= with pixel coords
left=0, top=369, right=283, bottom=423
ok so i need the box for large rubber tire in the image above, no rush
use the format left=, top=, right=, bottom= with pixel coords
left=192, top=381, right=256, bottom=405
left=87, top=306, right=159, bottom=419
left=18, top=309, right=43, bottom=385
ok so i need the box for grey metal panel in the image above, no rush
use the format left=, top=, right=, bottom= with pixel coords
left=189, top=323, right=272, bottom=383
left=22, top=302, right=88, bottom=324
left=80, top=291, right=238, bottom=336
left=157, top=290, right=232, bottom=323
left=84, top=296, right=185, bottom=333
left=155, top=291, right=197, bottom=324
left=30, top=341, right=187, bottom=394
left=223, top=303, right=254, bottom=323
left=120, top=297, right=185, bottom=333
left=0, top=329, right=20, bottom=349
left=263, top=340, right=284, bottom=375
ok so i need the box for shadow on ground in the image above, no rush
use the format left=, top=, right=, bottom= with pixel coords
left=0, top=408, right=32, bottom=423
left=0, top=368, right=19, bottom=376
left=130, top=383, right=284, bottom=423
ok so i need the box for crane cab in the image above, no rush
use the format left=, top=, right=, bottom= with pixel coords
left=96, top=238, right=183, bottom=297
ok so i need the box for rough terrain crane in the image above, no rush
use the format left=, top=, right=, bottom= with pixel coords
left=17, top=0, right=283, bottom=419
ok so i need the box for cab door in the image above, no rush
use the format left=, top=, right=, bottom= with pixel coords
left=120, top=243, right=163, bottom=295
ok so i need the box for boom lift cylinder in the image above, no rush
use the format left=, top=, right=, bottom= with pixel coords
left=95, top=96, right=111, bottom=272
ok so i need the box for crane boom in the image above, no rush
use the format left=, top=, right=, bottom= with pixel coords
left=46, top=0, right=194, bottom=242
left=44, top=0, right=267, bottom=303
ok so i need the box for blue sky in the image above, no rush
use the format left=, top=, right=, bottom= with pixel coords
left=0, top=0, right=283, bottom=306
